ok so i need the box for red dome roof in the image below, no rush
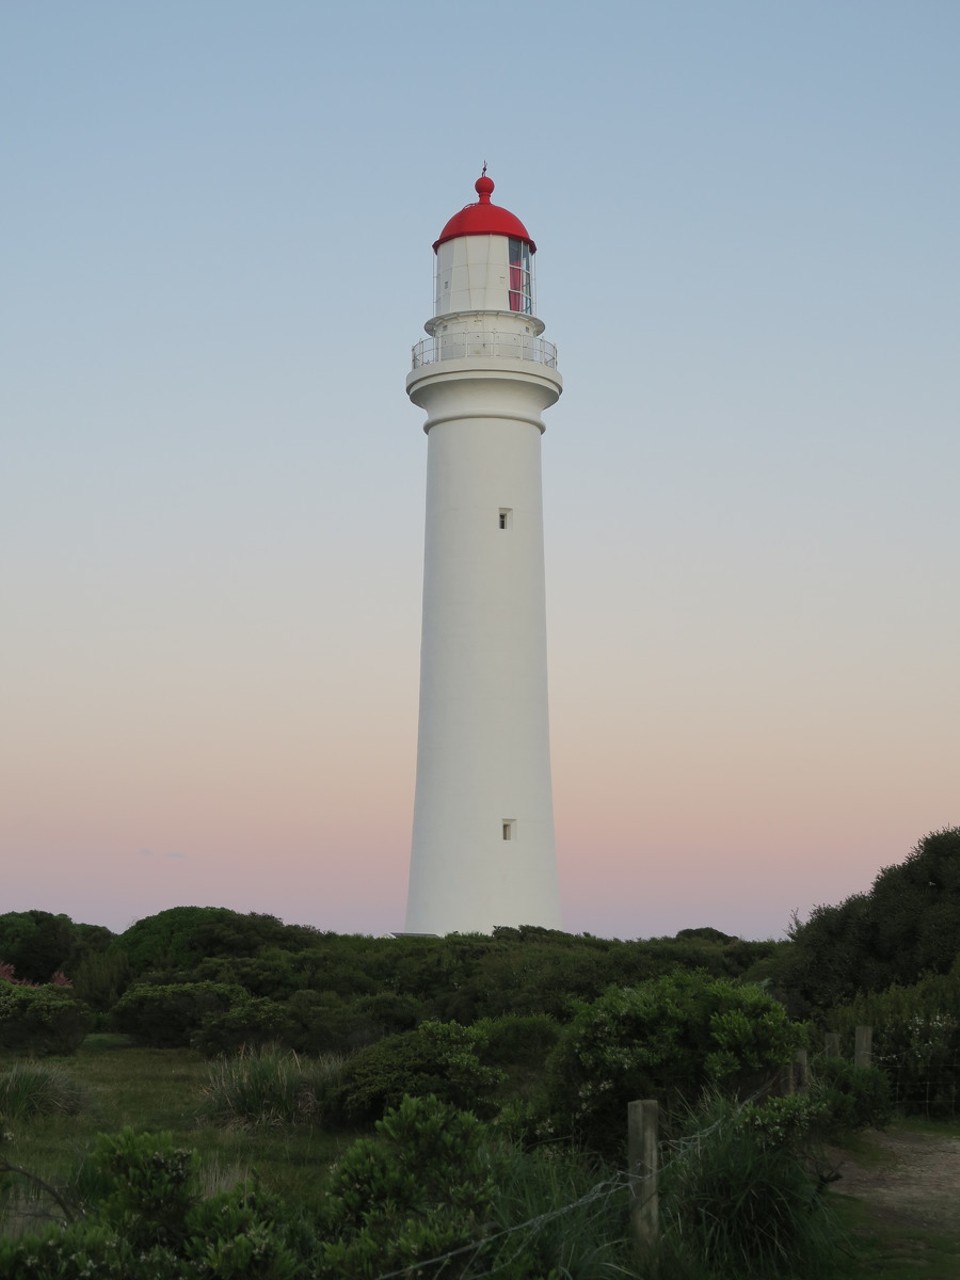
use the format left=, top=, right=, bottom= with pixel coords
left=433, top=175, right=536, bottom=254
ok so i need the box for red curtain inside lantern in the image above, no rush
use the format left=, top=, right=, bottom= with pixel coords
left=508, top=238, right=530, bottom=313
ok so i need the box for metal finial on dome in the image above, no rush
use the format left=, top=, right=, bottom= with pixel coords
left=475, top=169, right=495, bottom=202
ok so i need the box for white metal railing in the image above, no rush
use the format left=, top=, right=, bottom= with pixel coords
left=411, top=333, right=558, bottom=370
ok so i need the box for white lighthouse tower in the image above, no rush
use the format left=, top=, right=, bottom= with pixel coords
left=404, top=172, right=563, bottom=935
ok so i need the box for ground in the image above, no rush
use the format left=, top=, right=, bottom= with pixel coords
left=833, top=1127, right=960, bottom=1228
left=829, top=1124, right=960, bottom=1278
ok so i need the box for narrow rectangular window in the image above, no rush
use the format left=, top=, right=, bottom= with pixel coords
left=502, top=819, right=515, bottom=841
left=499, top=508, right=512, bottom=530
left=508, top=238, right=532, bottom=314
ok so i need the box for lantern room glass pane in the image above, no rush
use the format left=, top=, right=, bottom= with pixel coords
left=508, top=238, right=532, bottom=314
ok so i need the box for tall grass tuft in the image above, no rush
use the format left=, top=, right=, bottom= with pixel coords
left=0, top=1062, right=85, bottom=1119
left=658, top=1094, right=842, bottom=1280
left=484, top=1144, right=641, bottom=1279
left=201, top=1045, right=345, bottom=1128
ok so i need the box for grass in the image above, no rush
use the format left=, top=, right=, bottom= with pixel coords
left=487, top=1144, right=642, bottom=1279
left=886, top=1115, right=960, bottom=1138
left=831, top=1195, right=960, bottom=1280
left=6, top=1038, right=960, bottom=1278
left=656, top=1095, right=844, bottom=1280
left=825, top=1118, right=960, bottom=1280
left=0, top=1036, right=357, bottom=1228
left=201, top=1044, right=346, bottom=1128
left=0, top=1042, right=649, bottom=1276
left=0, top=1062, right=85, bottom=1119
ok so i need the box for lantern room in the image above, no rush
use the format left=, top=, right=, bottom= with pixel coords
left=432, top=175, right=537, bottom=317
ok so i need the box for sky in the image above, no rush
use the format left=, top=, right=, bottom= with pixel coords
left=2, top=1, right=957, bottom=941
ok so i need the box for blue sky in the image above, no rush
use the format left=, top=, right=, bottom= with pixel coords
left=2, top=2, right=958, bottom=938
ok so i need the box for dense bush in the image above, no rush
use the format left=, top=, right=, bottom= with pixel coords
left=474, top=1012, right=561, bottom=1112
left=474, top=1011, right=561, bottom=1071
left=110, top=982, right=245, bottom=1048
left=787, top=827, right=960, bottom=1010
left=811, top=1057, right=892, bottom=1133
left=79, top=1128, right=198, bottom=1253
left=545, top=973, right=800, bottom=1157
left=0, top=1088, right=852, bottom=1280
left=829, top=972, right=960, bottom=1115
left=162, top=982, right=420, bottom=1060
left=185, top=1184, right=316, bottom=1278
left=283, top=988, right=420, bottom=1055
left=192, top=996, right=295, bottom=1057
left=334, top=1020, right=504, bottom=1123
left=3, top=1128, right=317, bottom=1279
left=0, top=1222, right=145, bottom=1280
left=4, top=901, right=795, bottom=1055
left=117, top=907, right=280, bottom=978
left=0, top=912, right=77, bottom=985
left=317, top=1094, right=496, bottom=1277
left=0, top=983, right=90, bottom=1056
left=71, top=947, right=131, bottom=1013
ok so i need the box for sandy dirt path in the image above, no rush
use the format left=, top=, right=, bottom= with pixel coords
left=831, top=1128, right=960, bottom=1230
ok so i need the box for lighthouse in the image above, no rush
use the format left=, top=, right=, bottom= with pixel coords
left=404, top=172, right=563, bottom=935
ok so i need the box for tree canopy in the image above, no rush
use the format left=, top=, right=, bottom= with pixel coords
left=786, top=827, right=960, bottom=1009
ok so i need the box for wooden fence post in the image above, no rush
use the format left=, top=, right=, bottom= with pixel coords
left=824, top=1032, right=840, bottom=1059
left=793, top=1048, right=809, bottom=1093
left=854, top=1025, right=873, bottom=1070
left=778, top=1061, right=795, bottom=1095
left=627, top=1099, right=659, bottom=1249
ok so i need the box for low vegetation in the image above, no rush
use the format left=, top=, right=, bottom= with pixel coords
left=0, top=1062, right=85, bottom=1120
left=2, top=825, right=959, bottom=1275
left=201, top=1045, right=346, bottom=1129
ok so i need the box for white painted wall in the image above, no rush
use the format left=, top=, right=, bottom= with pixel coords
left=435, top=233, right=535, bottom=316
left=404, top=353, right=563, bottom=934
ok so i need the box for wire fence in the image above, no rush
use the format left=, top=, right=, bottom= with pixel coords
left=374, top=1170, right=632, bottom=1280
left=874, top=1047, right=960, bottom=1117
left=370, top=1077, right=786, bottom=1280
left=825, top=1023, right=960, bottom=1117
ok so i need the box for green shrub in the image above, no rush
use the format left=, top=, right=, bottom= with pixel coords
left=191, top=996, right=295, bottom=1057
left=334, top=1020, right=504, bottom=1124
left=317, top=1094, right=497, bottom=1278
left=0, top=1062, right=84, bottom=1119
left=281, top=988, right=420, bottom=1055
left=318, top=1094, right=643, bottom=1279
left=831, top=975, right=960, bottom=1114
left=117, top=906, right=276, bottom=978
left=71, top=947, right=131, bottom=1013
left=545, top=973, right=801, bottom=1157
left=349, top=990, right=422, bottom=1037
left=473, top=1013, right=561, bottom=1116
left=282, top=990, right=358, bottom=1054
left=785, top=827, right=960, bottom=1011
left=0, top=1222, right=147, bottom=1279
left=202, top=1046, right=346, bottom=1128
left=474, top=1012, right=561, bottom=1070
left=184, top=1184, right=314, bottom=1278
left=0, top=912, right=77, bottom=985
left=811, top=1057, right=892, bottom=1133
left=0, top=984, right=90, bottom=1056
left=78, top=1128, right=198, bottom=1252
left=1, top=1139, right=316, bottom=1279
left=110, top=982, right=245, bottom=1047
